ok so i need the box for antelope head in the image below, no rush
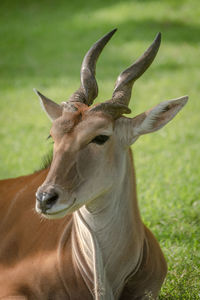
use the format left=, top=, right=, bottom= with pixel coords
left=35, top=29, right=188, bottom=219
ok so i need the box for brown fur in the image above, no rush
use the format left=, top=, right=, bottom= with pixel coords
left=0, top=153, right=167, bottom=299
left=0, top=105, right=169, bottom=299
left=0, top=170, right=92, bottom=299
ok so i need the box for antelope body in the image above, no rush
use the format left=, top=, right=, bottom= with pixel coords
left=0, top=29, right=188, bottom=299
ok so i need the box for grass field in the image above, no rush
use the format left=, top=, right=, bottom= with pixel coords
left=0, top=0, right=199, bottom=298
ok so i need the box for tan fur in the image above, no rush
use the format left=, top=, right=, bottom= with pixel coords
left=0, top=104, right=168, bottom=299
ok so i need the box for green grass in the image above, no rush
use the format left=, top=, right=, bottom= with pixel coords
left=0, top=0, right=199, bottom=298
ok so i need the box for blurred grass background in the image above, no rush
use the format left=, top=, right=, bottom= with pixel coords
left=0, top=0, right=199, bottom=298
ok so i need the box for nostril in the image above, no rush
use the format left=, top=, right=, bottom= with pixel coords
left=36, top=192, right=59, bottom=211
left=45, top=192, right=58, bottom=208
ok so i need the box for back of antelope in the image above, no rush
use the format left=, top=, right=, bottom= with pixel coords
left=0, top=29, right=188, bottom=299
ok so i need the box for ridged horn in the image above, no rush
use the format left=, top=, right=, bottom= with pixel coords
left=112, top=32, right=161, bottom=106
left=69, top=28, right=117, bottom=106
left=89, top=33, right=161, bottom=119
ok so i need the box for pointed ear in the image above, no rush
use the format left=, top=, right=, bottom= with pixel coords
left=33, top=89, right=63, bottom=121
left=115, top=96, right=188, bottom=145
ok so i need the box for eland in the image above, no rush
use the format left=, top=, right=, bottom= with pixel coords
left=0, top=29, right=188, bottom=299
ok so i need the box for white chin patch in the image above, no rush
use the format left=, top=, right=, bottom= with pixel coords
left=42, top=208, right=69, bottom=220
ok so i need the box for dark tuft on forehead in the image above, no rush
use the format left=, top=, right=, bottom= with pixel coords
left=62, top=101, right=89, bottom=113
left=61, top=102, right=78, bottom=112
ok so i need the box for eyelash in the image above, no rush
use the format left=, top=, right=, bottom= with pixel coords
left=90, top=135, right=110, bottom=145
left=47, top=135, right=54, bottom=144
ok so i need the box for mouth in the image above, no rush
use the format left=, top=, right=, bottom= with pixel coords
left=42, top=198, right=76, bottom=219
left=46, top=206, right=69, bottom=216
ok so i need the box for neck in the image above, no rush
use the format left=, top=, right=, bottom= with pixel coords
left=72, top=149, right=144, bottom=300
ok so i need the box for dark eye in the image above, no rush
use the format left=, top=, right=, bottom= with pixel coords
left=90, top=135, right=109, bottom=145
